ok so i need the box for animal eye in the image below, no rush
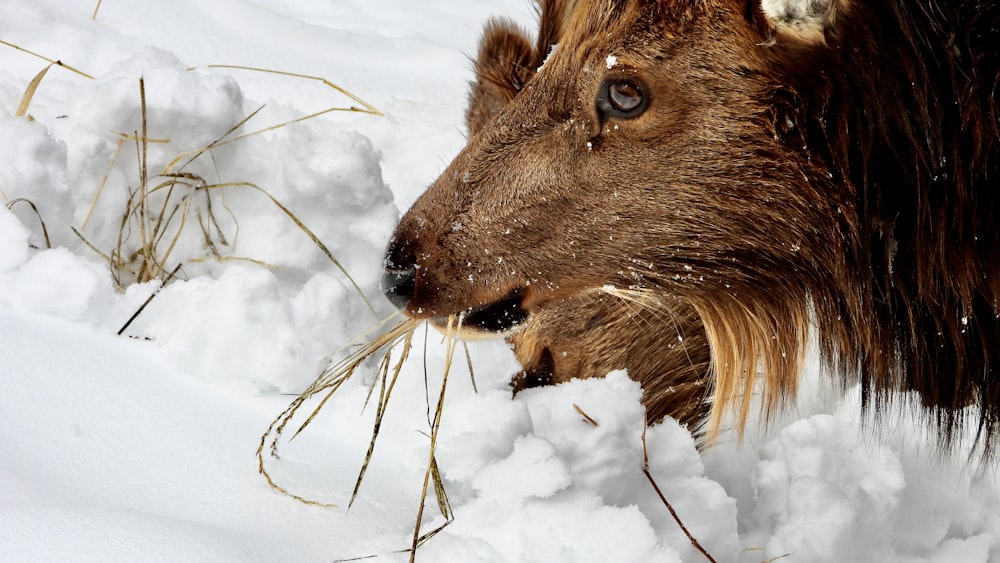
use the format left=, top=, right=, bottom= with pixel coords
left=609, top=82, right=643, bottom=112
left=597, top=78, right=649, bottom=120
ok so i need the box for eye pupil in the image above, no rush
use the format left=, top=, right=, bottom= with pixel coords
left=609, top=81, right=642, bottom=112
left=597, top=78, right=648, bottom=120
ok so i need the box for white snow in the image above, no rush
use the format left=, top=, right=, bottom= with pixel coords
left=1, top=1, right=999, bottom=562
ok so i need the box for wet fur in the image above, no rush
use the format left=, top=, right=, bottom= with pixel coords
left=386, top=0, right=1000, bottom=455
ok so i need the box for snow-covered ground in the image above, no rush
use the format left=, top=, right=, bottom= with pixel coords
left=1, top=2, right=998, bottom=561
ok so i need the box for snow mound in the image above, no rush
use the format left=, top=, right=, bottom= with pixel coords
left=1, top=1, right=999, bottom=562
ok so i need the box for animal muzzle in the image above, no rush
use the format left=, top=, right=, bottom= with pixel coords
left=380, top=235, right=530, bottom=334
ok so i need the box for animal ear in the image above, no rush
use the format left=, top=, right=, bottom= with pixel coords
left=466, top=19, right=536, bottom=137
left=757, top=0, right=847, bottom=43
left=466, top=1, right=578, bottom=136
left=534, top=0, right=577, bottom=63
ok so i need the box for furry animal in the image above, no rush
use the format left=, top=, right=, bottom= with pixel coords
left=382, top=0, right=1000, bottom=452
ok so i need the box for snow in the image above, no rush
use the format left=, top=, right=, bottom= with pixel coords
left=1, top=1, right=999, bottom=562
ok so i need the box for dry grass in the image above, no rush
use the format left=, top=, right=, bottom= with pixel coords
left=65, top=76, right=379, bottom=312
left=3, top=197, right=51, bottom=249
left=16, top=64, right=52, bottom=119
left=259, top=315, right=467, bottom=562
left=573, top=403, right=599, bottom=426
left=0, top=39, right=94, bottom=80
left=4, top=16, right=468, bottom=563
left=192, top=65, right=384, bottom=118
left=2, top=39, right=382, bottom=310
left=741, top=548, right=791, bottom=562
left=0, top=37, right=91, bottom=122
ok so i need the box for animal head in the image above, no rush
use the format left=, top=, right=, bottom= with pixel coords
left=383, top=0, right=1000, bottom=449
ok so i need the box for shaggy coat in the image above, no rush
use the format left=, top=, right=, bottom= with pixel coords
left=382, top=0, right=1000, bottom=452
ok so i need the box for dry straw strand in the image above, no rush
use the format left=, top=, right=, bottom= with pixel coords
left=161, top=105, right=265, bottom=175
left=160, top=65, right=383, bottom=175
left=143, top=97, right=375, bottom=310
left=200, top=181, right=377, bottom=315
left=257, top=318, right=421, bottom=507
left=404, top=520, right=453, bottom=555
left=16, top=63, right=51, bottom=119
left=5, top=198, right=51, bottom=249
left=256, top=313, right=466, bottom=559
left=198, top=65, right=384, bottom=116
left=573, top=404, right=600, bottom=426
left=68, top=64, right=379, bottom=305
left=429, top=454, right=452, bottom=520
left=71, top=226, right=114, bottom=263
left=423, top=322, right=433, bottom=426
left=0, top=39, right=94, bottom=80
left=347, top=328, right=415, bottom=510
left=81, top=137, right=126, bottom=231
left=409, top=314, right=462, bottom=562
left=462, top=340, right=478, bottom=393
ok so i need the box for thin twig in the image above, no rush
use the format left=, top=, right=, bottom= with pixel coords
left=641, top=414, right=717, bottom=563
left=117, top=263, right=183, bottom=336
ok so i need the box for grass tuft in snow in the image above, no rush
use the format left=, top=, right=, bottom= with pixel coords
left=70, top=76, right=377, bottom=312
left=3, top=39, right=381, bottom=309
left=260, top=315, right=470, bottom=561
left=259, top=316, right=423, bottom=508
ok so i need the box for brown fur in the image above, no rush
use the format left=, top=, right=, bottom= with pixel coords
left=510, top=290, right=711, bottom=432
left=383, top=0, right=1000, bottom=455
left=464, top=13, right=714, bottom=433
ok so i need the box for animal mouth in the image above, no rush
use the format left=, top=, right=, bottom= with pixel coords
left=437, top=288, right=530, bottom=334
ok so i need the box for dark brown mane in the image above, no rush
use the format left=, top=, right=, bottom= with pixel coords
left=776, top=0, right=1000, bottom=452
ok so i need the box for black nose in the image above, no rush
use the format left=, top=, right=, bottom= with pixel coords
left=381, top=236, right=417, bottom=310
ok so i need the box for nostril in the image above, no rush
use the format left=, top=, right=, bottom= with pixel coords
left=382, top=266, right=416, bottom=310
left=382, top=237, right=417, bottom=310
